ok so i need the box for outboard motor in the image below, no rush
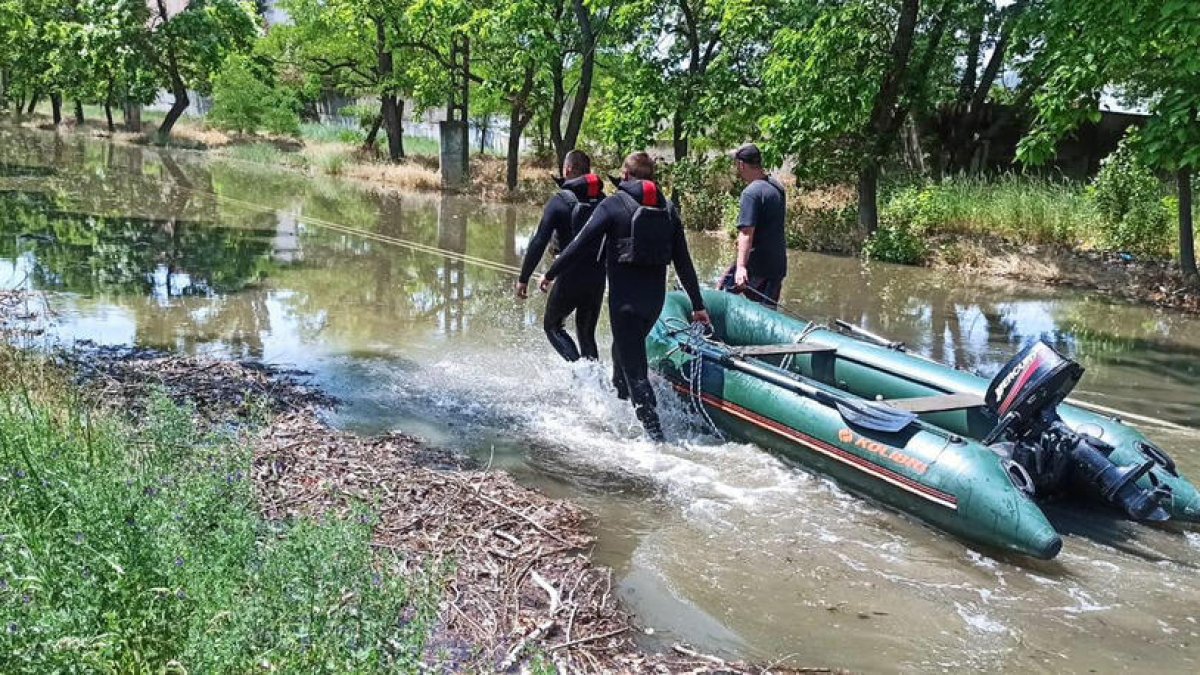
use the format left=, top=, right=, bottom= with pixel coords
left=983, top=341, right=1170, bottom=522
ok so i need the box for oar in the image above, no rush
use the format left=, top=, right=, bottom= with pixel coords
left=680, top=338, right=917, bottom=434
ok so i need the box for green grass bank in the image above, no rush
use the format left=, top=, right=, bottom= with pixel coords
left=0, top=345, right=438, bottom=672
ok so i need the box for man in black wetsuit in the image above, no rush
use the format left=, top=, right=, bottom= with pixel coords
left=718, top=143, right=787, bottom=307
left=540, top=152, right=710, bottom=441
left=516, top=150, right=606, bottom=361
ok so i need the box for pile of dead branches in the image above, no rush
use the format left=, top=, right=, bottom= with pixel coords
left=60, top=342, right=331, bottom=422
left=254, top=412, right=828, bottom=674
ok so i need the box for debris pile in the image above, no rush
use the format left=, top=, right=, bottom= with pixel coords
left=59, top=342, right=332, bottom=421
left=254, top=413, right=830, bottom=673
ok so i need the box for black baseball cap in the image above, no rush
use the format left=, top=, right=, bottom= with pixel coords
left=733, top=143, right=763, bottom=166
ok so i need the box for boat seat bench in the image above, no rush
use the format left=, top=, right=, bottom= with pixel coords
left=733, top=343, right=838, bottom=357
left=883, top=392, right=986, bottom=414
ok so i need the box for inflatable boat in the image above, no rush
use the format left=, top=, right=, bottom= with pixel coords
left=648, top=290, right=1200, bottom=559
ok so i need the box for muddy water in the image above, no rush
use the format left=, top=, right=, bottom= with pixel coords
left=3, top=127, right=1199, bottom=673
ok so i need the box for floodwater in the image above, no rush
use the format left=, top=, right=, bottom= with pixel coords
left=2, top=126, right=1199, bottom=673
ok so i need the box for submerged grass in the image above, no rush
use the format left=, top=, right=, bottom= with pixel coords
left=0, top=346, right=438, bottom=673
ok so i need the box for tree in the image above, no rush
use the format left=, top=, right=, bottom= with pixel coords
left=930, top=0, right=1041, bottom=175
left=208, top=54, right=300, bottom=136
left=144, top=0, right=259, bottom=140
left=1018, top=0, right=1200, bottom=282
left=763, top=0, right=955, bottom=232
left=605, top=0, right=777, bottom=162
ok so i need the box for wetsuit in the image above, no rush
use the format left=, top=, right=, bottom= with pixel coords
left=519, top=175, right=606, bottom=361
left=545, top=180, right=706, bottom=440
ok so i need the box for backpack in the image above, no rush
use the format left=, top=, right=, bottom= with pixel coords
left=550, top=186, right=603, bottom=256
left=614, top=182, right=675, bottom=266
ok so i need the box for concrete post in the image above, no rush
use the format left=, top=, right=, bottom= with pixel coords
left=439, top=120, right=469, bottom=189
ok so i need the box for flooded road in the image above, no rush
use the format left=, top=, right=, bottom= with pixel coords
left=2, top=127, right=1199, bottom=672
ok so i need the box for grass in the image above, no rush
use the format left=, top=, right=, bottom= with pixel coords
left=893, top=175, right=1100, bottom=246
left=223, top=142, right=308, bottom=170
left=0, top=346, right=438, bottom=673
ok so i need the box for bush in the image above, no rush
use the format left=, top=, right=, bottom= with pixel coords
left=662, top=157, right=739, bottom=231
left=1090, top=140, right=1171, bottom=257
left=862, top=221, right=929, bottom=265
left=785, top=201, right=861, bottom=253
left=208, top=55, right=301, bottom=138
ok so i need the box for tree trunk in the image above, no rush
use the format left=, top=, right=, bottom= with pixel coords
left=123, top=100, right=141, bottom=132
left=858, top=163, right=880, bottom=234
left=858, top=0, right=919, bottom=235
left=27, top=93, right=41, bottom=115
left=104, top=102, right=114, bottom=132
left=506, top=110, right=533, bottom=193
left=672, top=109, right=689, bottom=162
left=50, top=93, right=63, bottom=125
left=561, top=0, right=596, bottom=162
left=550, top=59, right=567, bottom=163
left=363, top=113, right=383, bottom=151
left=1180, top=168, right=1197, bottom=283
left=506, top=66, right=535, bottom=193
left=381, top=95, right=404, bottom=162
left=158, top=85, right=189, bottom=140
left=74, top=100, right=84, bottom=125
left=0, top=69, right=8, bottom=111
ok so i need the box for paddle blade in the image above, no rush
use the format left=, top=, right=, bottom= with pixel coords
left=835, top=401, right=916, bottom=433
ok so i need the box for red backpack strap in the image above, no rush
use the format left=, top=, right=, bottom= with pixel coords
left=641, top=180, right=659, bottom=206
left=584, top=174, right=602, bottom=199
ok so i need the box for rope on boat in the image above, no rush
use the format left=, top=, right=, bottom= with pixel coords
left=662, top=317, right=726, bottom=441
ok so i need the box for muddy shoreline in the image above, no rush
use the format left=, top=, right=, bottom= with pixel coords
left=0, top=291, right=828, bottom=674
left=930, top=238, right=1200, bottom=315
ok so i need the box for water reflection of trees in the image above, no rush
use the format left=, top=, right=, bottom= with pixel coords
left=269, top=193, right=526, bottom=344
left=0, top=132, right=290, bottom=358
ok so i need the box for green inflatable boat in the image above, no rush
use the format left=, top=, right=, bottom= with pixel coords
left=649, top=290, right=1200, bottom=560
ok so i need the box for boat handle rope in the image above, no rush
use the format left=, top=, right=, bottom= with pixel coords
left=661, top=317, right=726, bottom=441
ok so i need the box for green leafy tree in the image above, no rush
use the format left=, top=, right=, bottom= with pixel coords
left=603, top=0, right=778, bottom=162
left=271, top=0, right=428, bottom=161
left=144, top=0, right=260, bottom=140
left=763, top=0, right=956, bottom=233
left=208, top=54, right=300, bottom=136
left=1018, top=0, right=1200, bottom=282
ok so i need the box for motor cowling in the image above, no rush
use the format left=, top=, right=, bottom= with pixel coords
left=985, top=341, right=1084, bottom=440
left=984, top=340, right=1170, bottom=522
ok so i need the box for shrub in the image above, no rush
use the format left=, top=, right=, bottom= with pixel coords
left=785, top=201, right=862, bottom=253
left=208, top=55, right=301, bottom=138
left=863, top=221, right=929, bottom=265
left=867, top=186, right=933, bottom=264
left=662, top=157, right=739, bottom=231
left=1090, top=140, right=1171, bottom=257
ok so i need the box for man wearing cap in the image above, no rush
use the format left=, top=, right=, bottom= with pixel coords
left=719, top=143, right=788, bottom=307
